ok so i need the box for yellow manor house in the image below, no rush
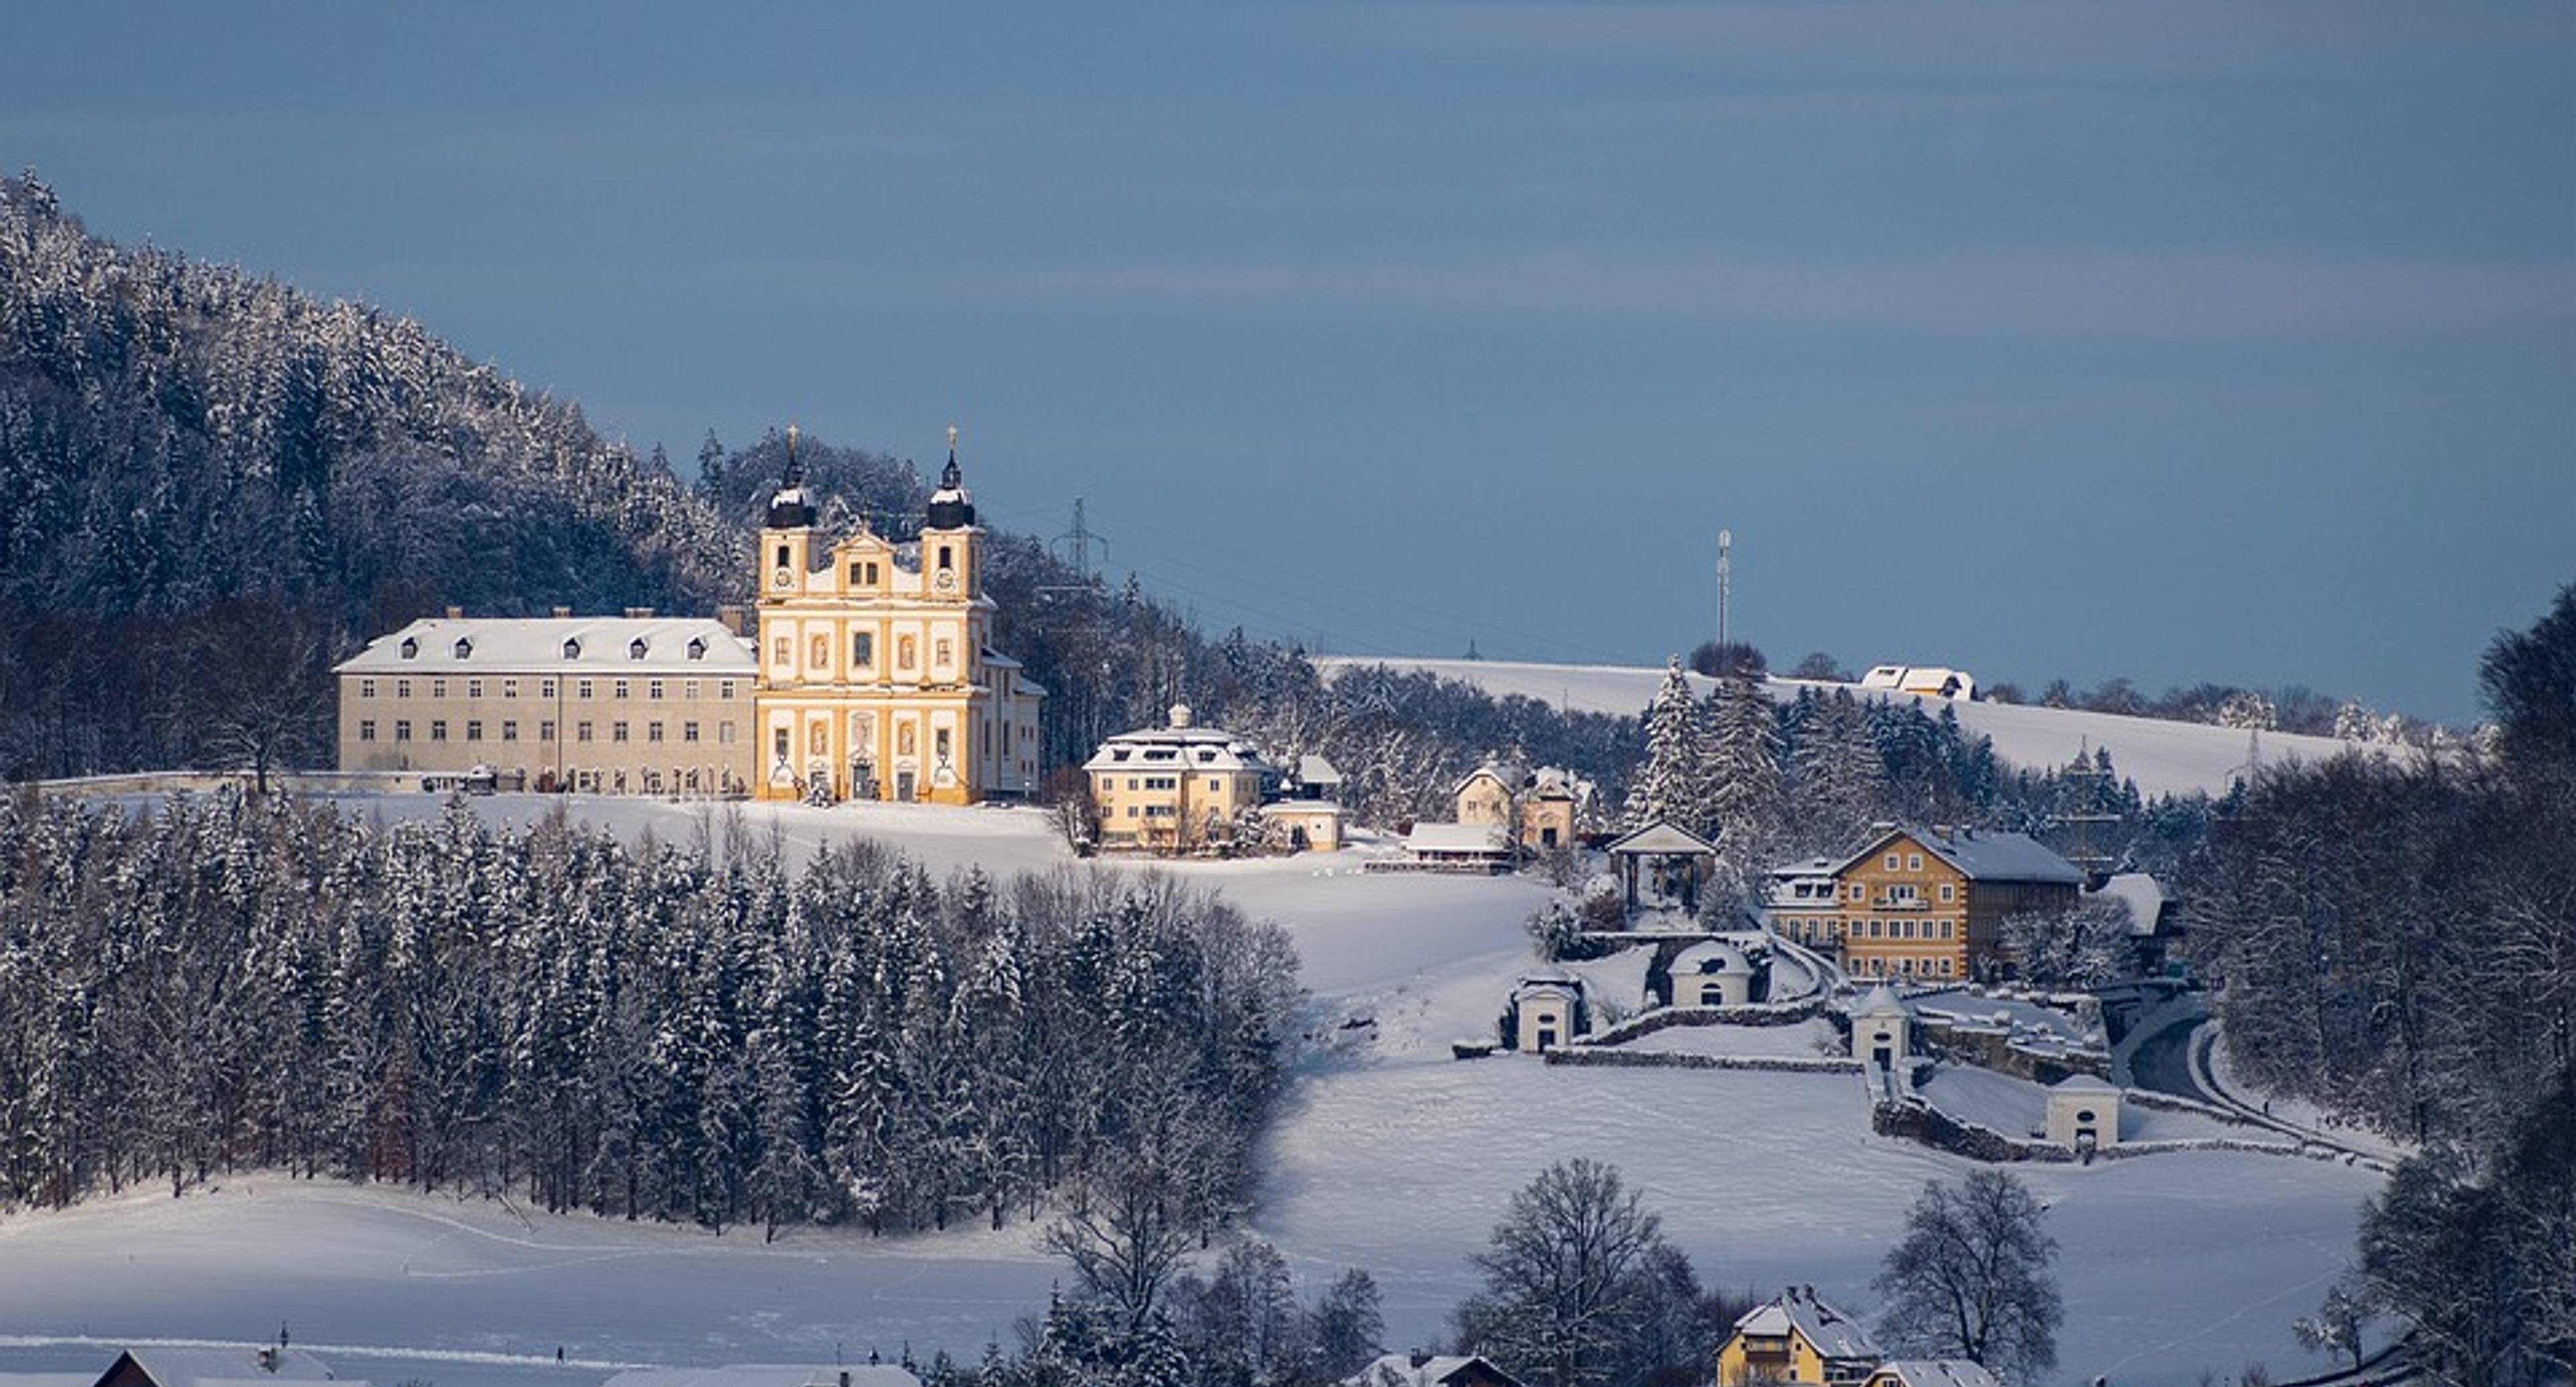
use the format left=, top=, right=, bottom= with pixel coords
left=335, top=429, right=1044, bottom=805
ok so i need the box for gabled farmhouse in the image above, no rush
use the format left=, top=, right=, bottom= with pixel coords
left=1862, top=1363, right=2006, bottom=1387
left=1453, top=761, right=1585, bottom=853
left=1717, top=1286, right=1883, bottom=1386
left=1343, top=1354, right=1523, bottom=1387
left=1821, top=825, right=2082, bottom=982
left=93, top=1348, right=366, bottom=1387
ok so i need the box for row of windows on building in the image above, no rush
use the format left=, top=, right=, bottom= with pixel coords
left=360, top=678, right=739, bottom=701
left=1852, top=954, right=1958, bottom=978
left=358, top=719, right=742, bottom=745
left=1774, top=916, right=1961, bottom=944
left=400, top=634, right=717, bottom=663
left=769, top=632, right=952, bottom=675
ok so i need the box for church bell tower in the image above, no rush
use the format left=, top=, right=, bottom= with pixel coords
left=920, top=423, right=980, bottom=602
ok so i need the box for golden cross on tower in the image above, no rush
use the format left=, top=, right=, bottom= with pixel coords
left=947, top=423, right=959, bottom=459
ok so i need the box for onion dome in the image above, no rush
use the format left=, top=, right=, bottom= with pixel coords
left=926, top=423, right=977, bottom=530
left=766, top=423, right=816, bottom=529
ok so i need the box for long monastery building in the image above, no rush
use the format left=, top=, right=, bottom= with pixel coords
left=335, top=431, right=1044, bottom=804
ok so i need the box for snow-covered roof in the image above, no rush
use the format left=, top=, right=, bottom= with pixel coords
left=1515, top=970, right=1582, bottom=999
left=1870, top=1361, right=2007, bottom=1387
left=108, top=1348, right=358, bottom=1387
left=2094, top=872, right=2169, bottom=937
left=1407, top=822, right=1511, bottom=854
left=1672, top=940, right=1752, bottom=975
left=1833, top=826, right=2082, bottom=887
left=1296, top=753, right=1345, bottom=786
left=2052, top=1073, right=2121, bottom=1094
left=1604, top=821, right=1717, bottom=857
left=1731, top=1287, right=1880, bottom=1359
left=602, top=1368, right=920, bottom=1387
left=1452, top=761, right=1527, bottom=797
left=1084, top=712, right=1279, bottom=775
left=1260, top=799, right=1346, bottom=819
left=1852, top=983, right=1913, bottom=1018
left=1342, top=1355, right=1518, bottom=1387
left=334, top=616, right=755, bottom=675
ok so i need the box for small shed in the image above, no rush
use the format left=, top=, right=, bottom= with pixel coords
left=1668, top=939, right=1757, bottom=1008
left=1849, top=983, right=1913, bottom=1068
left=2045, top=1074, right=2123, bottom=1156
left=1604, top=820, right=1719, bottom=913
left=1260, top=799, right=1346, bottom=852
left=1405, top=821, right=1513, bottom=871
left=1510, top=971, right=1587, bottom=1053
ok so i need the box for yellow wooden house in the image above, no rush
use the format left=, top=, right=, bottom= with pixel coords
left=1716, top=1286, right=1882, bottom=1386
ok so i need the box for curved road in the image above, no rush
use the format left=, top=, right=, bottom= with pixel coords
left=2126, top=1013, right=2218, bottom=1104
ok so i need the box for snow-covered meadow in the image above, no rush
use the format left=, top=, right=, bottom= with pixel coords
left=1313, top=657, right=2355, bottom=799
left=0, top=795, right=2381, bottom=1384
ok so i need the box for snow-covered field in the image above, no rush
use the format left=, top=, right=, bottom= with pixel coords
left=1596, top=1017, right=1845, bottom=1059
left=1315, top=656, right=2355, bottom=799
left=0, top=794, right=2381, bottom=1384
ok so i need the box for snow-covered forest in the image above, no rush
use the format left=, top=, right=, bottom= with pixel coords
left=0, top=789, right=1299, bottom=1238
left=2181, top=587, right=2576, bottom=1382
left=0, top=172, right=1644, bottom=804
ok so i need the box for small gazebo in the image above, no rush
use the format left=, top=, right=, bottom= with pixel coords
left=1605, top=820, right=1719, bottom=913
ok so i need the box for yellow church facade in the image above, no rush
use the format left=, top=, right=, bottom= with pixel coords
left=750, top=429, right=1044, bottom=806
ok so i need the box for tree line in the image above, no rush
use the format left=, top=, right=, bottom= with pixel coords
left=2184, top=585, right=2576, bottom=1385
left=0, top=789, right=1299, bottom=1240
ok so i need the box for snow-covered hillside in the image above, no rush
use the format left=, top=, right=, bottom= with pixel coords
left=0, top=795, right=2380, bottom=1384
left=1316, top=657, right=2356, bottom=799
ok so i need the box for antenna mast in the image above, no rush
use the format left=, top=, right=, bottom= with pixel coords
left=1715, top=528, right=1733, bottom=651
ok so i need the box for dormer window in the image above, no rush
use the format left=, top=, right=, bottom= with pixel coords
left=562, top=638, right=582, bottom=660
left=629, top=638, right=649, bottom=660
left=453, top=638, right=473, bottom=659
left=399, top=637, right=419, bottom=659
left=687, top=637, right=707, bottom=661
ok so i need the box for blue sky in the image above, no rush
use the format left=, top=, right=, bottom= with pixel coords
left=9, top=2, right=2571, bottom=722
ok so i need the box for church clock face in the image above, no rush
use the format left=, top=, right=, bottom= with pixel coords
left=934, top=569, right=957, bottom=592
left=773, top=566, right=794, bottom=590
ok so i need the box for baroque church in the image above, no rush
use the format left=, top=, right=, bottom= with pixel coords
left=749, top=427, right=1044, bottom=803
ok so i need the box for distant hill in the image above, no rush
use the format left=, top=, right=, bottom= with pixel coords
left=1315, top=655, right=2356, bottom=798
left=0, top=173, right=1612, bottom=792
left=0, top=172, right=747, bottom=776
